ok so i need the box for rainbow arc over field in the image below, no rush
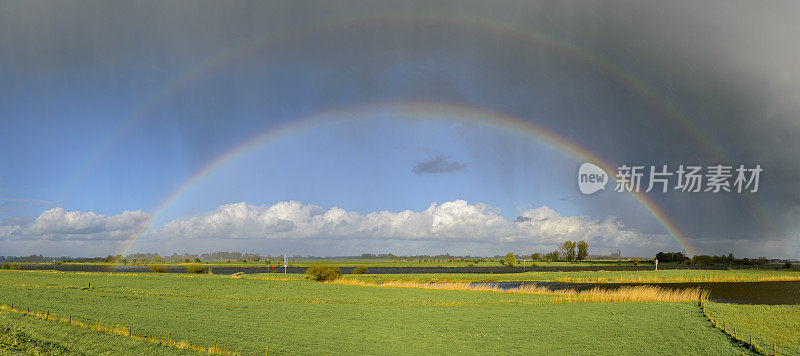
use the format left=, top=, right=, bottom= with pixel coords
left=68, top=14, right=730, bottom=192
left=118, top=101, right=697, bottom=257
left=58, top=13, right=725, bottom=257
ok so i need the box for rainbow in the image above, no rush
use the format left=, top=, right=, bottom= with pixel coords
left=68, top=14, right=725, bottom=193
left=63, top=14, right=769, bottom=256
left=119, top=101, right=697, bottom=256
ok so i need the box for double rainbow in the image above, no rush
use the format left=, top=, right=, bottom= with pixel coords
left=56, top=14, right=729, bottom=256
left=118, top=101, right=697, bottom=256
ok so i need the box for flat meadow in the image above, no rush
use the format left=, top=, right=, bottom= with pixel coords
left=0, top=269, right=796, bottom=355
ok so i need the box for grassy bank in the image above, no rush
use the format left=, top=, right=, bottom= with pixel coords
left=0, top=270, right=751, bottom=355
left=704, top=302, right=800, bottom=355
left=0, top=307, right=195, bottom=355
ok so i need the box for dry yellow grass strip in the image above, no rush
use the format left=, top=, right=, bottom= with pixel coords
left=242, top=275, right=304, bottom=282
left=330, top=280, right=703, bottom=302
left=0, top=303, right=239, bottom=355
left=552, top=275, right=800, bottom=284
left=551, top=286, right=703, bottom=303
left=333, top=279, right=504, bottom=292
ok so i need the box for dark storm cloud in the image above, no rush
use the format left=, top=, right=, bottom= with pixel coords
left=3, top=0, right=799, bottom=256
left=412, top=155, right=467, bottom=175
left=545, top=1, right=800, bottom=253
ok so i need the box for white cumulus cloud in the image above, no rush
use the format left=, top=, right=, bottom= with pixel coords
left=157, top=200, right=665, bottom=251
left=1, top=208, right=149, bottom=241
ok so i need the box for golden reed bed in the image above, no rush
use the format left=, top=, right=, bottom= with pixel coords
left=331, top=280, right=703, bottom=302
left=552, top=275, right=800, bottom=284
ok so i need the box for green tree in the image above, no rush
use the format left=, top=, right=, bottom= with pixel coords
left=560, top=241, right=576, bottom=261
left=505, top=252, right=516, bottom=267
left=546, top=250, right=560, bottom=262
left=576, top=240, right=589, bottom=262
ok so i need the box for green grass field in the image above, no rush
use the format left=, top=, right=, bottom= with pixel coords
left=0, top=270, right=768, bottom=355
left=0, top=308, right=194, bottom=355
left=704, top=302, right=800, bottom=355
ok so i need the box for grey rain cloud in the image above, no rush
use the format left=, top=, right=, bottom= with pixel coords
left=412, top=155, right=467, bottom=175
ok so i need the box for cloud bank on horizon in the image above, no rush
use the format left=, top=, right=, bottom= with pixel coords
left=1, top=201, right=669, bottom=256
left=1, top=208, right=148, bottom=241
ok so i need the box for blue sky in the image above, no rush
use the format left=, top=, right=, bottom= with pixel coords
left=2, top=1, right=799, bottom=258
left=154, top=115, right=580, bottom=222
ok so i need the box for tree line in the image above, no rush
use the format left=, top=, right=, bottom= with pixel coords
left=657, top=251, right=770, bottom=266
left=528, top=240, right=589, bottom=262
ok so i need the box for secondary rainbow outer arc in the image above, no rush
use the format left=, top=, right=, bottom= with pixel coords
left=464, top=17, right=773, bottom=234
left=118, top=101, right=696, bottom=257
left=68, top=13, right=770, bottom=237
left=69, top=14, right=724, bottom=193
